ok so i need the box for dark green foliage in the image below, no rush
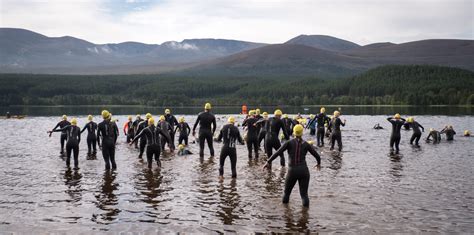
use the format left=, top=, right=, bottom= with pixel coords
left=0, top=65, right=472, bottom=106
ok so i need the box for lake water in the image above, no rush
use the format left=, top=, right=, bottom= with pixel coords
left=0, top=112, right=473, bottom=233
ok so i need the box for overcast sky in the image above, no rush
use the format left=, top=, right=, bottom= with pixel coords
left=0, top=0, right=472, bottom=45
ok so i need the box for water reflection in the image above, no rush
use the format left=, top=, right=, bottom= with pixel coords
left=389, top=154, right=404, bottom=181
left=63, top=169, right=83, bottom=203
left=139, top=169, right=163, bottom=209
left=92, top=171, right=120, bottom=224
left=217, top=179, right=240, bottom=225
left=263, top=168, right=286, bottom=194
left=283, top=206, right=310, bottom=232
left=328, top=152, right=343, bottom=171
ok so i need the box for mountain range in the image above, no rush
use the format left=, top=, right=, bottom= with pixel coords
left=0, top=28, right=473, bottom=77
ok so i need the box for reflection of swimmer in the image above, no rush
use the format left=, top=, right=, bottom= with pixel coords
left=426, top=128, right=441, bottom=144
left=177, top=144, right=193, bottom=156
left=263, top=125, right=321, bottom=207
left=373, top=123, right=383, bottom=130
left=440, top=125, right=456, bottom=141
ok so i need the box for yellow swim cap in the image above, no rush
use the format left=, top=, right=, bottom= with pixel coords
left=145, top=113, right=152, bottom=119
left=334, top=111, right=340, bottom=117
left=205, top=103, right=212, bottom=110
left=160, top=115, right=165, bottom=121
left=293, top=124, right=304, bottom=137
left=62, top=115, right=67, bottom=120
left=407, top=117, right=414, bottom=123
left=255, top=109, right=261, bottom=115
left=464, top=130, right=471, bottom=135
left=136, top=114, right=141, bottom=119
left=274, top=109, right=282, bottom=116
left=179, top=117, right=185, bottom=123
left=430, top=128, right=434, bottom=132
left=310, top=114, right=315, bottom=119
left=249, top=110, right=256, bottom=115
left=128, top=115, right=132, bottom=121
left=101, top=110, right=110, bottom=119
left=71, top=118, right=77, bottom=126
left=178, top=144, right=185, bottom=150
left=165, top=109, right=171, bottom=114
left=263, top=112, right=268, bottom=118
left=394, top=113, right=401, bottom=119
left=320, top=107, right=326, bottom=113
left=148, top=117, right=155, bottom=126
left=87, top=115, right=93, bottom=121
left=228, top=116, right=235, bottom=124
left=283, top=114, right=288, bottom=119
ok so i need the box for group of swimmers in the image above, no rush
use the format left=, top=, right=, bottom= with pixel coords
left=47, top=104, right=471, bottom=207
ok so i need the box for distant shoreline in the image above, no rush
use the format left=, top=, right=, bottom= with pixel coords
left=3, top=104, right=473, bottom=108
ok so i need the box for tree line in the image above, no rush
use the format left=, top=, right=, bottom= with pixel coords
left=0, top=65, right=473, bottom=106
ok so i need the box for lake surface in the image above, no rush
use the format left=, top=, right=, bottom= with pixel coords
left=0, top=113, right=473, bottom=233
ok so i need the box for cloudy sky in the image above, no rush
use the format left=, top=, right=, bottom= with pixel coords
left=0, top=0, right=472, bottom=45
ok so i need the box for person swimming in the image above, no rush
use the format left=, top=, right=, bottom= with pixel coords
left=177, top=144, right=193, bottom=156
left=373, top=123, right=383, bottom=130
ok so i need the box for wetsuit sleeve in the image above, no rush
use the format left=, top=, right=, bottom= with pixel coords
left=400, top=118, right=406, bottom=122
left=255, top=119, right=263, bottom=126
left=242, top=119, right=248, bottom=127
left=52, top=125, right=69, bottom=132
left=267, top=141, right=289, bottom=164
left=217, top=128, right=223, bottom=142
left=340, top=119, right=346, bottom=127
left=426, top=132, right=432, bottom=140
left=174, top=125, right=178, bottom=133
left=281, top=120, right=289, bottom=140
left=186, top=123, right=191, bottom=136
left=77, top=128, right=81, bottom=144
left=307, top=144, right=321, bottom=165
left=193, top=115, right=200, bottom=133
left=52, top=122, right=61, bottom=131
left=237, top=129, right=244, bottom=144
left=159, top=128, right=171, bottom=144
left=131, top=129, right=145, bottom=144
left=212, top=116, right=217, bottom=134
left=173, top=117, right=179, bottom=126
left=80, top=124, right=88, bottom=134
left=387, top=117, right=394, bottom=124
left=419, top=123, right=425, bottom=132
left=97, top=126, right=102, bottom=146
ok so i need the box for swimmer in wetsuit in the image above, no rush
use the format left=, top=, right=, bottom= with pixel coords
left=216, top=116, right=245, bottom=178
left=373, top=123, right=383, bottom=130
left=242, top=110, right=259, bottom=159
left=193, top=103, right=217, bottom=158
left=164, top=109, right=179, bottom=151
left=387, top=113, right=406, bottom=154
left=426, top=128, right=441, bottom=144
left=50, top=115, right=71, bottom=154
left=328, top=111, right=346, bottom=151
left=406, top=117, right=424, bottom=147
left=175, top=117, right=191, bottom=146
left=263, top=124, right=321, bottom=207
left=131, top=117, right=171, bottom=168
left=257, top=109, right=289, bottom=167
left=81, top=115, right=98, bottom=155
left=97, top=110, right=118, bottom=170
left=49, top=118, right=81, bottom=168
left=440, top=125, right=456, bottom=141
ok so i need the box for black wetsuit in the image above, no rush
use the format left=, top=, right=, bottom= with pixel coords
left=267, top=138, right=321, bottom=207
left=283, top=118, right=297, bottom=137
left=81, top=121, right=98, bottom=155
left=316, top=113, right=330, bottom=146
left=259, top=117, right=289, bottom=166
left=217, top=124, right=244, bottom=177
left=403, top=122, right=411, bottom=130
left=132, top=118, right=142, bottom=148
left=408, top=121, right=424, bottom=146
left=54, top=125, right=81, bottom=168
left=427, top=130, right=441, bottom=143
left=135, top=119, right=149, bottom=158
left=193, top=111, right=217, bottom=157
left=175, top=122, right=191, bottom=145
left=125, top=120, right=134, bottom=143
left=387, top=117, right=406, bottom=153
left=256, top=115, right=267, bottom=147
left=242, top=116, right=259, bottom=158
left=441, top=128, right=456, bottom=141
left=328, top=117, right=345, bottom=151
left=159, top=121, right=173, bottom=151
left=165, top=114, right=179, bottom=149
left=52, top=120, right=71, bottom=154
left=132, top=125, right=170, bottom=168
left=97, top=120, right=118, bottom=170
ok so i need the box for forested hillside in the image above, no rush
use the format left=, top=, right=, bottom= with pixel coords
left=0, top=65, right=472, bottom=106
